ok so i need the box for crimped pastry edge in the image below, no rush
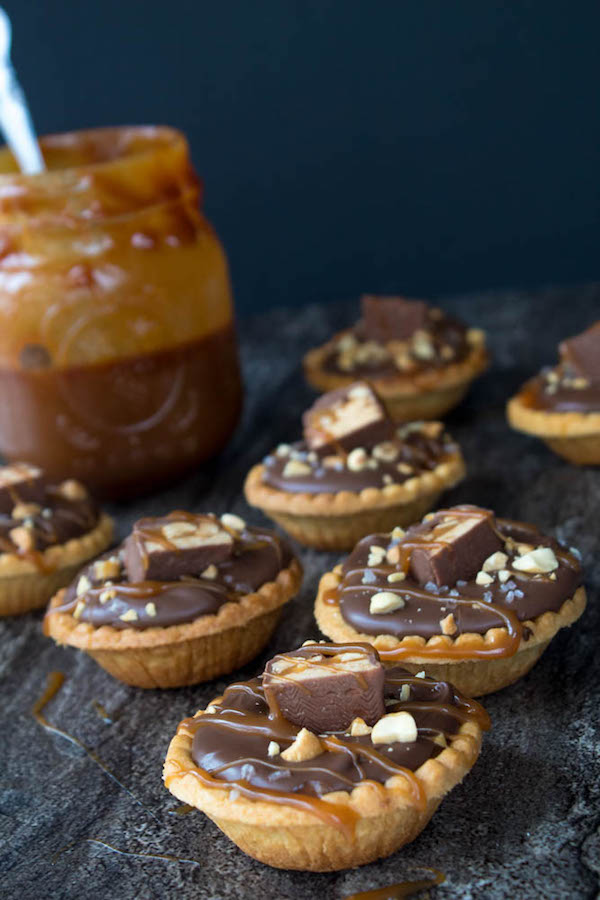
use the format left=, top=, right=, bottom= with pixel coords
left=163, top=705, right=483, bottom=829
left=244, top=451, right=466, bottom=518
left=314, top=566, right=587, bottom=664
left=44, top=559, right=303, bottom=651
left=507, top=393, right=600, bottom=438
left=303, top=331, right=489, bottom=399
left=0, top=513, right=114, bottom=577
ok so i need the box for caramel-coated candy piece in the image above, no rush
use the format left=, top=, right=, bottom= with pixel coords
left=263, top=643, right=386, bottom=733
left=123, top=513, right=233, bottom=583
left=559, top=321, right=600, bottom=382
left=303, top=382, right=389, bottom=453
left=361, top=294, right=429, bottom=342
left=409, top=506, right=503, bottom=588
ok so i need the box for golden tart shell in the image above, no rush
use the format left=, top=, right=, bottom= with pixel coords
left=314, top=565, right=587, bottom=696
left=163, top=701, right=483, bottom=871
left=44, top=559, right=302, bottom=689
left=303, top=331, right=489, bottom=422
left=244, top=450, right=465, bottom=551
left=507, top=393, right=600, bottom=464
left=0, top=513, right=114, bottom=617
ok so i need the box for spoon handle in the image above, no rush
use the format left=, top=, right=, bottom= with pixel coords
left=0, top=7, right=44, bottom=174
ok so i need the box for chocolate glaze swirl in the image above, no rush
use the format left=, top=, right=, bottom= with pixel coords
left=188, top=646, right=488, bottom=796
left=336, top=519, right=581, bottom=640
left=262, top=425, right=458, bottom=495
left=57, top=524, right=293, bottom=629
left=324, top=311, right=470, bottom=378
left=517, top=370, right=600, bottom=413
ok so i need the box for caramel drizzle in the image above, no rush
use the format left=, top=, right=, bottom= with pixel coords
left=170, top=662, right=487, bottom=832
left=164, top=755, right=361, bottom=835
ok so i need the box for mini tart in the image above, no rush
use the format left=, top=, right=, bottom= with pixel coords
left=0, top=514, right=114, bottom=617
left=164, top=645, right=488, bottom=872
left=507, top=389, right=600, bottom=465
left=245, top=422, right=465, bottom=551
left=245, top=455, right=464, bottom=552
left=0, top=463, right=114, bottom=616
left=44, top=514, right=302, bottom=689
left=314, top=508, right=586, bottom=696
left=304, top=328, right=489, bottom=422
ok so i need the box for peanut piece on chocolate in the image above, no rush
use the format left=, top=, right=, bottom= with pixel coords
left=440, top=613, right=457, bottom=636
left=281, top=728, right=323, bottom=762
left=123, top=514, right=233, bottom=583
left=349, top=717, right=372, bottom=736
left=512, top=547, right=559, bottom=574
left=302, top=382, right=389, bottom=454
left=369, top=591, right=405, bottom=614
left=57, top=479, right=88, bottom=502
left=371, top=711, right=418, bottom=744
left=8, top=525, right=34, bottom=552
left=12, top=502, right=41, bottom=520
left=263, top=644, right=386, bottom=733
left=94, top=557, right=121, bottom=581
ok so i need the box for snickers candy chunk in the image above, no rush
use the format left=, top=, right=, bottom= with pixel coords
left=0, top=463, right=113, bottom=617
left=315, top=504, right=586, bottom=696
left=263, top=643, right=385, bottom=733
left=303, top=294, right=488, bottom=425
left=508, top=321, right=600, bottom=464
left=246, top=381, right=465, bottom=551
left=123, top=513, right=234, bottom=582
left=164, top=642, right=489, bottom=871
left=44, top=511, right=302, bottom=689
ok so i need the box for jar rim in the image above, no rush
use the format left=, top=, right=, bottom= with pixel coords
left=0, top=125, right=187, bottom=182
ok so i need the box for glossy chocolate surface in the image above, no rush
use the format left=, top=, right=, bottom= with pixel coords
left=262, top=424, right=458, bottom=494
left=188, top=643, right=488, bottom=797
left=0, top=472, right=99, bottom=559
left=518, top=370, right=600, bottom=413
left=336, top=513, right=582, bottom=640
left=56, top=518, right=293, bottom=629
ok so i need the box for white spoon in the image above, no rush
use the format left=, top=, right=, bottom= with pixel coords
left=0, top=7, right=44, bottom=174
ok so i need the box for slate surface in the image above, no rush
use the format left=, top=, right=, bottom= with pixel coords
left=1, top=286, right=599, bottom=900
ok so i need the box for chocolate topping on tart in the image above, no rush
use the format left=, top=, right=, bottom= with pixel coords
left=332, top=505, right=582, bottom=642
left=516, top=321, right=600, bottom=413
left=0, top=463, right=100, bottom=562
left=186, top=642, right=489, bottom=798
left=321, top=295, right=477, bottom=377
left=262, top=389, right=459, bottom=495
left=263, top=643, right=385, bottom=732
left=57, top=512, right=293, bottom=629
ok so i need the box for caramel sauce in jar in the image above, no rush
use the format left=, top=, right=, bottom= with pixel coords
left=0, top=127, right=242, bottom=497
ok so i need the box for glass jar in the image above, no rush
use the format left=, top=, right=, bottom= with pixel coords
left=0, top=126, right=242, bottom=497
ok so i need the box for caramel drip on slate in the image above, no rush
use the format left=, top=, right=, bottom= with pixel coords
left=345, top=867, right=445, bottom=899
left=32, top=671, right=159, bottom=822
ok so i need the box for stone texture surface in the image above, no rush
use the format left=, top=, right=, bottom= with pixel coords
left=1, top=285, right=599, bottom=899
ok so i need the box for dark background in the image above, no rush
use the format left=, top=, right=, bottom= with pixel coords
left=4, top=0, right=600, bottom=314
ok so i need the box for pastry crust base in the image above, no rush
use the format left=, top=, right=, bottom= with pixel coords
left=44, top=559, right=303, bottom=688
left=0, top=514, right=114, bottom=617
left=507, top=394, right=600, bottom=464
left=315, top=567, right=587, bottom=696
left=244, top=452, right=465, bottom=551
left=163, top=706, right=483, bottom=871
left=303, top=335, right=489, bottom=422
